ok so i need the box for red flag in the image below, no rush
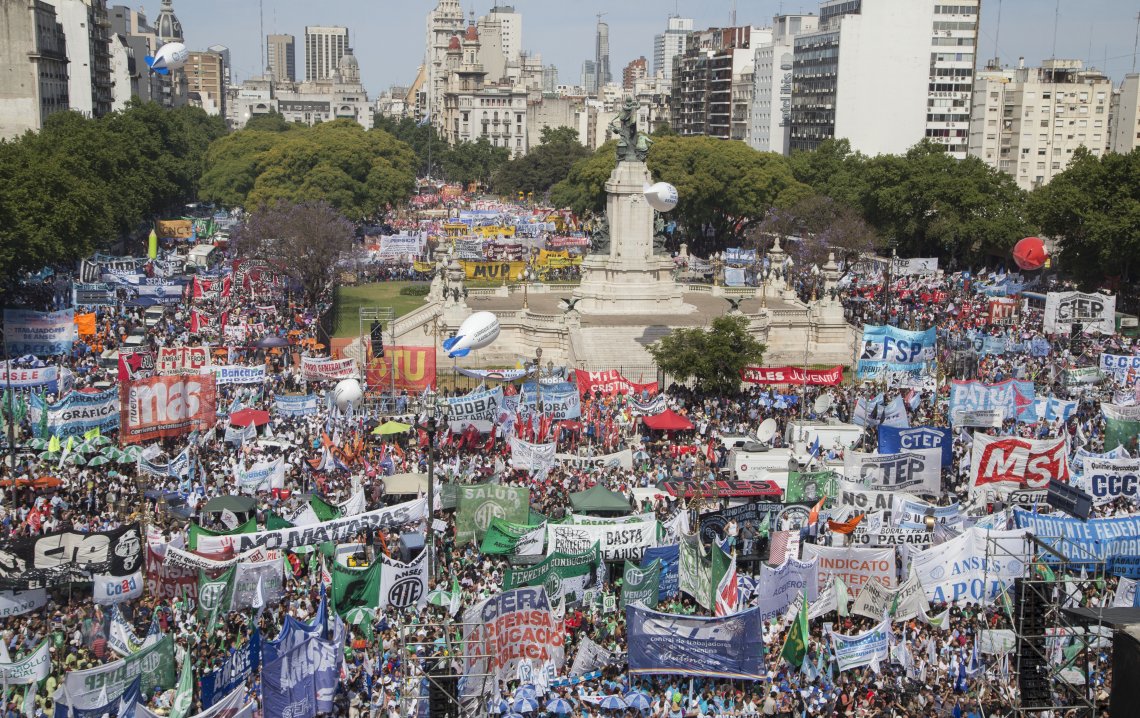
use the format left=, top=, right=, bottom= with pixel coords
left=706, top=439, right=717, bottom=465
left=418, top=429, right=429, bottom=448
left=484, top=425, right=497, bottom=452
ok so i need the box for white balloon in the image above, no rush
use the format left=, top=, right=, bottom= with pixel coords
left=644, top=182, right=679, bottom=212
left=147, top=42, right=188, bottom=74
left=332, top=379, right=363, bottom=409
left=442, top=311, right=500, bottom=358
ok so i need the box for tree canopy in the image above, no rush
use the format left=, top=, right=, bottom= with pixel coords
left=439, top=138, right=510, bottom=187
left=648, top=314, right=766, bottom=395
left=0, top=103, right=226, bottom=281
left=1029, top=147, right=1140, bottom=287
left=492, top=126, right=591, bottom=197
left=199, top=119, right=416, bottom=220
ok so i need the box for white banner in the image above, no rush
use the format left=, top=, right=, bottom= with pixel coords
left=93, top=571, right=144, bottom=605
left=194, top=498, right=427, bottom=554
left=377, top=233, right=424, bottom=259
left=842, top=449, right=942, bottom=496
left=378, top=550, right=429, bottom=610
left=1044, top=291, right=1115, bottom=335
left=161, top=544, right=281, bottom=572
left=208, top=365, right=267, bottom=385
left=801, top=544, right=895, bottom=593
left=509, top=436, right=557, bottom=474
left=751, top=558, right=818, bottom=622
left=851, top=571, right=925, bottom=621
left=556, top=449, right=634, bottom=471
left=968, top=433, right=1070, bottom=497
left=301, top=356, right=358, bottom=381
left=1074, top=458, right=1140, bottom=505
left=0, top=640, right=51, bottom=685
left=569, top=636, right=615, bottom=677
left=830, top=619, right=890, bottom=672
left=0, top=589, right=47, bottom=618
left=445, top=387, right=503, bottom=432
left=909, top=527, right=1030, bottom=605
left=892, top=257, right=938, bottom=276
left=547, top=519, right=658, bottom=562
left=235, top=457, right=285, bottom=492
left=338, top=489, right=366, bottom=517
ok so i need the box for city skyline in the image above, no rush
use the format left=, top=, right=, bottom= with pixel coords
left=166, top=0, right=1139, bottom=97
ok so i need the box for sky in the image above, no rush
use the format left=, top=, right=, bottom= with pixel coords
left=166, top=0, right=1140, bottom=97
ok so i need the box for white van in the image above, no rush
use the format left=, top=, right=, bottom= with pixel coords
left=729, top=443, right=796, bottom=489
left=784, top=421, right=864, bottom=453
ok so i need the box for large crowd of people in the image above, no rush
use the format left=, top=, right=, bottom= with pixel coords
left=0, top=202, right=1134, bottom=718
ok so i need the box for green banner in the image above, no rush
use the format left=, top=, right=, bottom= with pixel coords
left=331, top=560, right=381, bottom=615
left=502, top=543, right=601, bottom=604
left=196, top=567, right=234, bottom=626
left=679, top=534, right=712, bottom=611
left=1104, top=417, right=1140, bottom=453
left=620, top=559, right=660, bottom=609
left=456, top=484, right=530, bottom=544
left=311, top=495, right=341, bottom=522
left=479, top=518, right=543, bottom=555
left=188, top=517, right=256, bottom=551
left=65, top=634, right=177, bottom=707
left=785, top=471, right=841, bottom=503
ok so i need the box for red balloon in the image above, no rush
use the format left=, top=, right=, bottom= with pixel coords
left=1012, top=236, right=1047, bottom=270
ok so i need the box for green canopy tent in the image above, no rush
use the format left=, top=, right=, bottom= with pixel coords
left=199, top=495, right=257, bottom=530
left=568, top=484, right=633, bottom=516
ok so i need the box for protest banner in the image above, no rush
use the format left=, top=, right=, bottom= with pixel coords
left=63, top=635, right=177, bottom=708
left=949, top=379, right=1036, bottom=423
left=156, top=346, right=211, bottom=375
left=968, top=433, right=1070, bottom=497
left=463, top=587, right=566, bottom=681
left=856, top=325, right=936, bottom=378
left=910, top=527, right=1030, bottom=603
left=0, top=523, right=143, bottom=589
left=508, top=437, right=556, bottom=474
left=301, top=357, right=358, bottom=381
left=462, top=261, right=526, bottom=281
left=0, top=364, right=58, bottom=390
left=627, top=604, right=763, bottom=680
left=892, top=257, right=938, bottom=275
left=518, top=383, right=581, bottom=419
left=456, top=484, right=531, bottom=544
left=445, top=386, right=504, bottom=432
left=620, top=560, right=661, bottom=609
left=751, top=558, right=819, bottom=622
left=878, top=426, right=952, bottom=468
left=1013, top=509, right=1140, bottom=563
left=851, top=572, right=925, bottom=621
left=199, top=630, right=261, bottom=708
left=209, top=365, right=267, bottom=385
left=0, top=640, right=51, bottom=685
left=830, top=620, right=890, bottom=672
left=1075, top=458, right=1140, bottom=505
left=547, top=518, right=658, bottom=562
left=1044, top=291, right=1115, bottom=334
left=479, top=518, right=545, bottom=556
left=364, top=346, right=435, bottom=392
left=274, top=394, right=319, bottom=417
left=739, top=366, right=844, bottom=385
left=119, top=375, right=217, bottom=444
left=556, top=449, right=633, bottom=472
left=574, top=369, right=658, bottom=396
left=377, top=551, right=428, bottom=610
left=503, top=544, right=604, bottom=604
left=1102, top=403, right=1140, bottom=452
left=842, top=449, right=942, bottom=496
left=28, top=388, right=119, bottom=439
left=0, top=589, right=47, bottom=619
left=3, top=309, right=76, bottom=355
left=800, top=544, right=895, bottom=592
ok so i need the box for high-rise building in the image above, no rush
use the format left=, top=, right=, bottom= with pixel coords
left=623, top=57, right=647, bottom=90
left=0, top=0, right=70, bottom=139
left=542, top=65, right=559, bottom=94
left=207, top=44, right=230, bottom=86
left=425, top=0, right=465, bottom=121
left=153, top=0, right=188, bottom=108
left=487, top=5, right=520, bottom=62
left=1110, top=74, right=1140, bottom=154
left=186, top=50, right=225, bottom=116
left=752, top=14, right=818, bottom=153
left=582, top=60, right=597, bottom=95
left=267, top=34, right=295, bottom=83
left=42, top=0, right=113, bottom=118
left=653, top=16, right=692, bottom=81
left=305, top=25, right=348, bottom=82
left=594, top=20, right=611, bottom=94
left=671, top=26, right=761, bottom=139
left=108, top=4, right=163, bottom=106
left=789, top=0, right=979, bottom=158
left=969, top=59, right=1111, bottom=191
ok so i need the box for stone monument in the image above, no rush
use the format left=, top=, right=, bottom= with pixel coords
left=570, top=96, right=690, bottom=315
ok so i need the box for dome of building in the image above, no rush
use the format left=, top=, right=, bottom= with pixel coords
left=155, top=0, right=183, bottom=43
left=336, top=48, right=361, bottom=84
left=464, top=23, right=478, bottom=42
left=448, top=35, right=461, bottom=51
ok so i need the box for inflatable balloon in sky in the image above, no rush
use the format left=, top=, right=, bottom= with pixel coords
left=1012, top=236, right=1048, bottom=271
left=442, top=311, right=500, bottom=358
left=643, top=182, right=679, bottom=212
left=145, top=42, right=188, bottom=75
left=332, top=379, right=363, bottom=409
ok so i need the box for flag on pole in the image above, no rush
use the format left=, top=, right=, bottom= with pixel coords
left=780, top=592, right=810, bottom=668
left=169, top=652, right=194, bottom=718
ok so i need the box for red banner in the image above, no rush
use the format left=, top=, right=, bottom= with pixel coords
left=156, top=346, right=211, bottom=375
left=119, top=374, right=217, bottom=444
left=968, top=433, right=1070, bottom=494
left=660, top=479, right=782, bottom=499
left=145, top=544, right=197, bottom=607
left=987, top=298, right=1018, bottom=325
left=117, top=349, right=155, bottom=381
left=366, top=346, right=437, bottom=392
left=574, top=369, right=658, bottom=397
left=739, top=366, right=844, bottom=385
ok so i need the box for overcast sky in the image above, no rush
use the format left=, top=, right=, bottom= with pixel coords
left=168, top=0, right=1139, bottom=96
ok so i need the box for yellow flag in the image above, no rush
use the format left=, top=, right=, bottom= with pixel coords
left=84, top=427, right=100, bottom=441
left=48, top=435, right=61, bottom=453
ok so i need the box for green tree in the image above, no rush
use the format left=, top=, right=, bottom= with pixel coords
left=788, top=139, right=870, bottom=209
left=648, top=314, right=766, bottom=395
left=549, top=141, right=616, bottom=217
left=1029, top=147, right=1140, bottom=286
left=373, top=115, right=443, bottom=177
left=755, top=194, right=879, bottom=266
left=492, top=126, right=591, bottom=197
left=439, top=138, right=510, bottom=187
left=243, top=110, right=294, bottom=133
left=859, top=140, right=1031, bottom=262
left=200, top=119, right=416, bottom=219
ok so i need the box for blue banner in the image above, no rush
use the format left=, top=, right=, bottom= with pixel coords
left=1032, top=396, right=1077, bottom=423
left=642, top=544, right=679, bottom=601
left=200, top=628, right=261, bottom=708
left=274, top=394, right=319, bottom=417
left=878, top=426, right=952, bottom=468
left=3, top=308, right=76, bottom=355
left=1030, top=337, right=1052, bottom=357
left=724, top=248, right=756, bottom=264
left=627, top=604, right=764, bottom=680
left=1107, top=555, right=1140, bottom=579
left=1013, top=509, right=1140, bottom=562
left=519, top=383, right=581, bottom=419
left=856, top=325, right=936, bottom=378
left=949, top=379, right=1036, bottom=423
left=263, top=633, right=340, bottom=718
left=53, top=677, right=139, bottom=718
left=30, top=389, right=119, bottom=438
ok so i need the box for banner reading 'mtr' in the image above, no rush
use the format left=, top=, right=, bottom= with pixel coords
left=856, top=325, right=936, bottom=378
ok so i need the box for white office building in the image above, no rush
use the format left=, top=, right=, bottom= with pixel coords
left=752, top=13, right=818, bottom=153
left=653, top=16, right=692, bottom=81
left=304, top=25, right=348, bottom=82
left=1110, top=73, right=1140, bottom=154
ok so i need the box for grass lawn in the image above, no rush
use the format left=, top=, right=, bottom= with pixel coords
left=333, top=282, right=430, bottom=337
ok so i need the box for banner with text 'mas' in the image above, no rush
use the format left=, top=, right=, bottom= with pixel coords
left=119, top=375, right=217, bottom=444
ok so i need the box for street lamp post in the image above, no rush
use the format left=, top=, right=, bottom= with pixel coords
left=420, top=392, right=449, bottom=580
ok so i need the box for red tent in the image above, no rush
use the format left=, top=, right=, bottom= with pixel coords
left=642, top=409, right=694, bottom=432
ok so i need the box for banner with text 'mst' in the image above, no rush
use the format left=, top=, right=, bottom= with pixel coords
left=968, top=433, right=1070, bottom=498
left=119, top=374, right=217, bottom=444
left=365, top=346, right=436, bottom=392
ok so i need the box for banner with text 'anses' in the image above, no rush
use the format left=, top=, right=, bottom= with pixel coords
left=740, top=366, right=843, bottom=385
left=3, top=309, right=76, bottom=356
left=119, top=375, right=217, bottom=444
left=968, top=433, right=1070, bottom=497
